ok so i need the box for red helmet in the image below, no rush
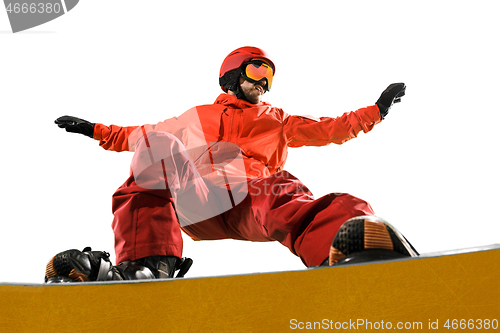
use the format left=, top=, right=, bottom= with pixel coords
left=219, top=46, right=275, bottom=91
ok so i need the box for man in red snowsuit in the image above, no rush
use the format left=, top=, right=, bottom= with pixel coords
left=47, top=47, right=416, bottom=282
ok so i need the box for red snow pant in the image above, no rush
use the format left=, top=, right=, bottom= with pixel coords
left=111, top=132, right=375, bottom=267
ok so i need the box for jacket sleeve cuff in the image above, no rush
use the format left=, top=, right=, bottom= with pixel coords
left=93, top=123, right=110, bottom=141
left=370, top=104, right=383, bottom=125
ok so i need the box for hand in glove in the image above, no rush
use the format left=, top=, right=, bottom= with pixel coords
left=376, top=83, right=406, bottom=120
left=55, top=116, right=95, bottom=138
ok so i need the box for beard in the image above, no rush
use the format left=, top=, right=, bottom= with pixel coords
left=241, top=84, right=263, bottom=104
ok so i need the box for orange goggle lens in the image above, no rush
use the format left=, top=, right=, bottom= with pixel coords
left=244, top=62, right=274, bottom=90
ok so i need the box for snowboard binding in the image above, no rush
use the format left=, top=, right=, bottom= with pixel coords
left=327, top=216, right=419, bottom=266
left=45, top=247, right=193, bottom=283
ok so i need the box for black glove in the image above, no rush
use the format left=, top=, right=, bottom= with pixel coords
left=55, top=116, right=95, bottom=138
left=376, top=83, right=406, bottom=120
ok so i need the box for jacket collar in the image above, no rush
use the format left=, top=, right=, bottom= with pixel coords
left=214, top=93, right=270, bottom=109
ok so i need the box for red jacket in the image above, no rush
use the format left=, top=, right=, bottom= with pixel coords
left=93, top=94, right=381, bottom=182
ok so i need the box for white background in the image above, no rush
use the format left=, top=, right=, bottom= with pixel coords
left=1, top=0, right=499, bottom=283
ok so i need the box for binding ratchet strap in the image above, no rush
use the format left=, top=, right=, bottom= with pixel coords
left=96, top=258, right=112, bottom=281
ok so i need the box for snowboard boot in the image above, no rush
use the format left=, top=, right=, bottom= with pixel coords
left=45, top=247, right=193, bottom=283
left=325, top=215, right=419, bottom=266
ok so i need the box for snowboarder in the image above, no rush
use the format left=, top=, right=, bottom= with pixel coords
left=46, top=46, right=417, bottom=283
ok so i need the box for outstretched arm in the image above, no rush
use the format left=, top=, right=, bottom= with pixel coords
left=285, top=83, right=406, bottom=147
left=54, top=115, right=138, bottom=152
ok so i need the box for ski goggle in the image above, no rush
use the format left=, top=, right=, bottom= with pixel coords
left=242, top=61, right=274, bottom=91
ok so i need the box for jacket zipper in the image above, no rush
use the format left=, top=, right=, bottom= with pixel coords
left=227, top=108, right=234, bottom=142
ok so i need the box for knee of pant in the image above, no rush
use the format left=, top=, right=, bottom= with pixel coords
left=134, top=131, right=189, bottom=162
left=334, top=193, right=375, bottom=216
left=131, top=131, right=188, bottom=180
